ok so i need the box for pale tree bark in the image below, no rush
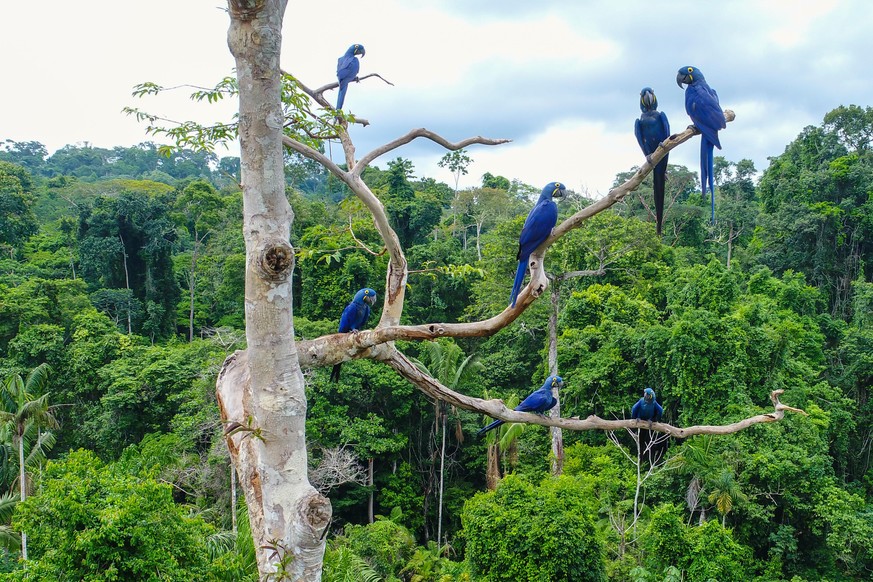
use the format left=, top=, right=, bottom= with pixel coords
left=18, top=433, right=26, bottom=560
left=216, top=2, right=330, bottom=580
left=545, top=267, right=607, bottom=476
left=547, top=285, right=563, bottom=476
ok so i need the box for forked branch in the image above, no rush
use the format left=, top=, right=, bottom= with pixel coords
left=292, top=111, right=738, bottom=359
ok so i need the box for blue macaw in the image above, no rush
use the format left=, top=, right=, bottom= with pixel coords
left=476, top=375, right=562, bottom=436
left=336, top=44, right=365, bottom=110
left=330, top=287, right=377, bottom=383
left=677, top=65, right=725, bottom=223
left=634, top=87, right=671, bottom=236
left=509, top=181, right=566, bottom=308
left=631, top=387, right=663, bottom=428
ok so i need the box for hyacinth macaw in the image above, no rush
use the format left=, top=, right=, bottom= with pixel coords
left=634, top=87, right=671, bottom=236
left=677, top=65, right=725, bottom=223
left=476, top=375, right=562, bottom=436
left=631, top=387, right=663, bottom=428
left=509, top=181, right=566, bottom=308
left=330, top=287, right=377, bottom=383
left=336, top=44, right=365, bottom=110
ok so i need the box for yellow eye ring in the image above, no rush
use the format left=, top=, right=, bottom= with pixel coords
left=687, top=67, right=693, bottom=72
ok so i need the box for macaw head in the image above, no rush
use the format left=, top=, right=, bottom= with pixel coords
left=676, top=66, right=704, bottom=88
left=548, top=375, right=564, bottom=389
left=639, top=87, right=658, bottom=112
left=348, top=44, right=366, bottom=58
left=354, top=287, right=378, bottom=306
left=543, top=181, right=566, bottom=200
left=643, top=387, right=655, bottom=402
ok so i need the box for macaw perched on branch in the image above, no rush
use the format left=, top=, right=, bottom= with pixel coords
left=330, top=287, right=377, bottom=382
left=336, top=43, right=365, bottom=110
left=509, top=181, right=566, bottom=307
left=631, top=387, right=663, bottom=428
left=634, top=87, right=671, bottom=236
left=677, top=65, right=725, bottom=223
left=476, top=375, right=562, bottom=436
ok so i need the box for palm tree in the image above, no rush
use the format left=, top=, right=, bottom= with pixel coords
left=0, top=363, right=59, bottom=560
left=412, top=339, right=483, bottom=546
left=479, top=392, right=524, bottom=490
left=668, top=435, right=723, bottom=525
left=707, top=467, right=748, bottom=526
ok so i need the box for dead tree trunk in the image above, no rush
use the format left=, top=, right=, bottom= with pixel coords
left=216, top=2, right=330, bottom=580
left=548, top=285, right=564, bottom=476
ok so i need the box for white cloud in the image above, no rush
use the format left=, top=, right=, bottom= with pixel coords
left=2, top=0, right=871, bottom=191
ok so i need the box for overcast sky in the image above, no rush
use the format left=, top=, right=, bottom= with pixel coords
left=3, top=1, right=872, bottom=195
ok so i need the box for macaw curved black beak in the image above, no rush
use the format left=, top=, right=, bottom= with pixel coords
left=553, top=187, right=566, bottom=199
left=364, top=294, right=377, bottom=306
left=359, top=48, right=366, bottom=58
left=677, top=72, right=691, bottom=88
left=641, top=90, right=655, bottom=108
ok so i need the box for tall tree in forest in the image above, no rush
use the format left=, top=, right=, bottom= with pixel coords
left=438, top=149, right=471, bottom=237
left=172, top=180, right=226, bottom=341
left=0, top=161, right=38, bottom=254
left=0, top=363, right=58, bottom=560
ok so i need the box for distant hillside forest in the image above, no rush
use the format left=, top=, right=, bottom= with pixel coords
left=0, top=104, right=871, bottom=581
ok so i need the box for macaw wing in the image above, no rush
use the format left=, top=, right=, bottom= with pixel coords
left=654, top=401, right=664, bottom=420
left=631, top=398, right=643, bottom=419
left=545, top=395, right=558, bottom=412
left=517, top=200, right=558, bottom=256
left=686, top=86, right=725, bottom=148
left=634, top=118, right=645, bottom=153
left=658, top=111, right=671, bottom=141
left=337, top=302, right=358, bottom=332
left=337, top=55, right=360, bottom=83
left=516, top=389, right=550, bottom=413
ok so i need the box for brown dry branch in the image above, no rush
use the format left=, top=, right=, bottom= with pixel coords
left=292, top=113, right=738, bottom=365
left=292, top=72, right=394, bottom=127
left=261, top=99, right=777, bottom=438
left=309, top=73, right=395, bottom=105
left=380, top=350, right=807, bottom=437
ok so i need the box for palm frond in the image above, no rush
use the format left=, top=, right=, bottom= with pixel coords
left=24, top=363, right=52, bottom=395
left=0, top=492, right=18, bottom=523
left=0, top=525, right=20, bottom=552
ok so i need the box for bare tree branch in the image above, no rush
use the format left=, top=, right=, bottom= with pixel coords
left=379, top=349, right=806, bottom=436
left=289, top=72, right=392, bottom=127
left=311, top=72, right=395, bottom=100
left=309, top=446, right=368, bottom=494
left=289, top=109, right=735, bottom=358
left=232, top=91, right=754, bottom=438
left=353, top=129, right=511, bottom=176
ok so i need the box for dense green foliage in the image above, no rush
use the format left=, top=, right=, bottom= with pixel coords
left=9, top=450, right=216, bottom=581
left=0, top=104, right=872, bottom=579
left=462, top=474, right=606, bottom=581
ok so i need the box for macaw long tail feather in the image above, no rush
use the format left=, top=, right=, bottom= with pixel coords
left=707, top=139, right=716, bottom=223
left=653, top=165, right=666, bottom=236
left=336, top=85, right=348, bottom=110
left=476, top=419, right=504, bottom=436
left=330, top=363, right=342, bottom=383
left=700, top=138, right=716, bottom=223
left=509, top=258, right=528, bottom=308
